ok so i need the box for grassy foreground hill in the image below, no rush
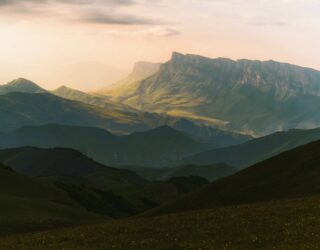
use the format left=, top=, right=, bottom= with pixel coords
left=1, top=196, right=320, bottom=249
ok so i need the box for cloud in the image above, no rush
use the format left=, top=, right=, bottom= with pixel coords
left=0, top=0, right=163, bottom=25
left=0, top=0, right=135, bottom=6
left=250, top=20, right=289, bottom=27
left=105, top=26, right=181, bottom=37
left=81, top=10, right=159, bottom=25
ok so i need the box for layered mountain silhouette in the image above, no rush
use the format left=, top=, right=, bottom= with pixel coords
left=0, top=124, right=206, bottom=167
left=183, top=127, right=320, bottom=169
left=0, top=162, right=102, bottom=234
left=132, top=163, right=237, bottom=182
left=0, top=147, right=209, bottom=218
left=0, top=80, right=249, bottom=148
left=104, top=52, right=320, bottom=135
left=147, top=139, right=320, bottom=216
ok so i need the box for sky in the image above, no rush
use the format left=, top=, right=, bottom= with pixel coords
left=0, top=0, right=319, bottom=90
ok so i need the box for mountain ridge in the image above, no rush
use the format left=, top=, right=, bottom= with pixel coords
left=104, top=52, right=320, bottom=135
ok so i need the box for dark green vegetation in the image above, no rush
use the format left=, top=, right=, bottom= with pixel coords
left=104, top=52, right=320, bottom=135
left=0, top=147, right=209, bottom=218
left=0, top=163, right=102, bottom=235
left=1, top=196, right=320, bottom=249
left=184, top=127, right=320, bottom=169
left=0, top=124, right=206, bottom=167
left=132, top=163, right=236, bottom=182
left=148, top=140, right=320, bottom=216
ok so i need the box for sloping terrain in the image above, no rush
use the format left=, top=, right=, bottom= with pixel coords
left=104, top=52, right=320, bottom=135
left=0, top=164, right=102, bottom=235
left=0, top=78, right=47, bottom=95
left=1, top=196, right=320, bottom=249
left=184, top=127, right=320, bottom=168
left=148, top=139, right=320, bottom=216
left=0, top=147, right=209, bottom=216
left=132, top=163, right=237, bottom=182
left=0, top=124, right=205, bottom=167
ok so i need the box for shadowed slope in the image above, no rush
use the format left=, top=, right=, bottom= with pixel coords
left=147, top=140, right=320, bottom=215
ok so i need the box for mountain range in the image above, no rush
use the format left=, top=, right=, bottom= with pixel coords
left=103, top=52, right=320, bottom=135
left=0, top=124, right=206, bottom=167
left=183, top=127, right=320, bottom=169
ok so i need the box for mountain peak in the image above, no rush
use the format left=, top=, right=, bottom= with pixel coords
left=54, top=85, right=78, bottom=93
left=171, top=51, right=185, bottom=60
left=131, top=61, right=161, bottom=80
left=0, top=78, right=46, bottom=94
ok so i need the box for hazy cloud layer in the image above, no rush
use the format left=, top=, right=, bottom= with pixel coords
left=0, top=0, right=159, bottom=25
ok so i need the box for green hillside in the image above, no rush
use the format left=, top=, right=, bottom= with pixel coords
left=1, top=195, right=320, bottom=249
left=0, top=164, right=102, bottom=235
left=184, top=127, right=320, bottom=168
left=132, top=163, right=237, bottom=182
left=0, top=124, right=206, bottom=167
left=148, top=139, right=320, bottom=216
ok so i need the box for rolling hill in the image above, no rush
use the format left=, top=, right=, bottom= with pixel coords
left=184, top=127, right=320, bottom=169
left=0, top=124, right=206, bottom=167
left=132, top=163, right=237, bottom=182
left=0, top=147, right=210, bottom=216
left=104, top=52, right=320, bottom=135
left=0, top=91, right=154, bottom=134
left=0, top=163, right=102, bottom=235
left=147, top=139, right=320, bottom=216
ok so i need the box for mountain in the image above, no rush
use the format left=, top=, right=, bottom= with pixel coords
left=104, top=52, right=320, bottom=135
left=0, top=147, right=210, bottom=217
left=0, top=124, right=204, bottom=167
left=0, top=92, right=153, bottom=133
left=147, top=139, right=320, bottom=216
left=0, top=78, right=47, bottom=95
left=99, top=61, right=161, bottom=97
left=0, top=147, right=145, bottom=184
left=0, top=87, right=250, bottom=148
left=0, top=163, right=102, bottom=234
left=183, top=127, right=320, bottom=169
left=53, top=85, right=138, bottom=113
left=132, top=163, right=237, bottom=182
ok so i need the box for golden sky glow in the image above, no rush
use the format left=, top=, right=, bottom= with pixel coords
left=0, top=0, right=319, bottom=90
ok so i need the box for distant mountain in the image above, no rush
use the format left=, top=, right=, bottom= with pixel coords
left=53, top=85, right=138, bottom=113
left=0, top=87, right=249, bottom=148
left=132, top=163, right=237, bottom=182
left=147, top=139, right=320, bottom=216
left=0, top=92, right=153, bottom=133
left=99, top=61, right=161, bottom=97
left=0, top=124, right=205, bottom=167
left=0, top=78, right=47, bottom=95
left=104, top=52, right=320, bottom=135
left=183, top=128, right=320, bottom=169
